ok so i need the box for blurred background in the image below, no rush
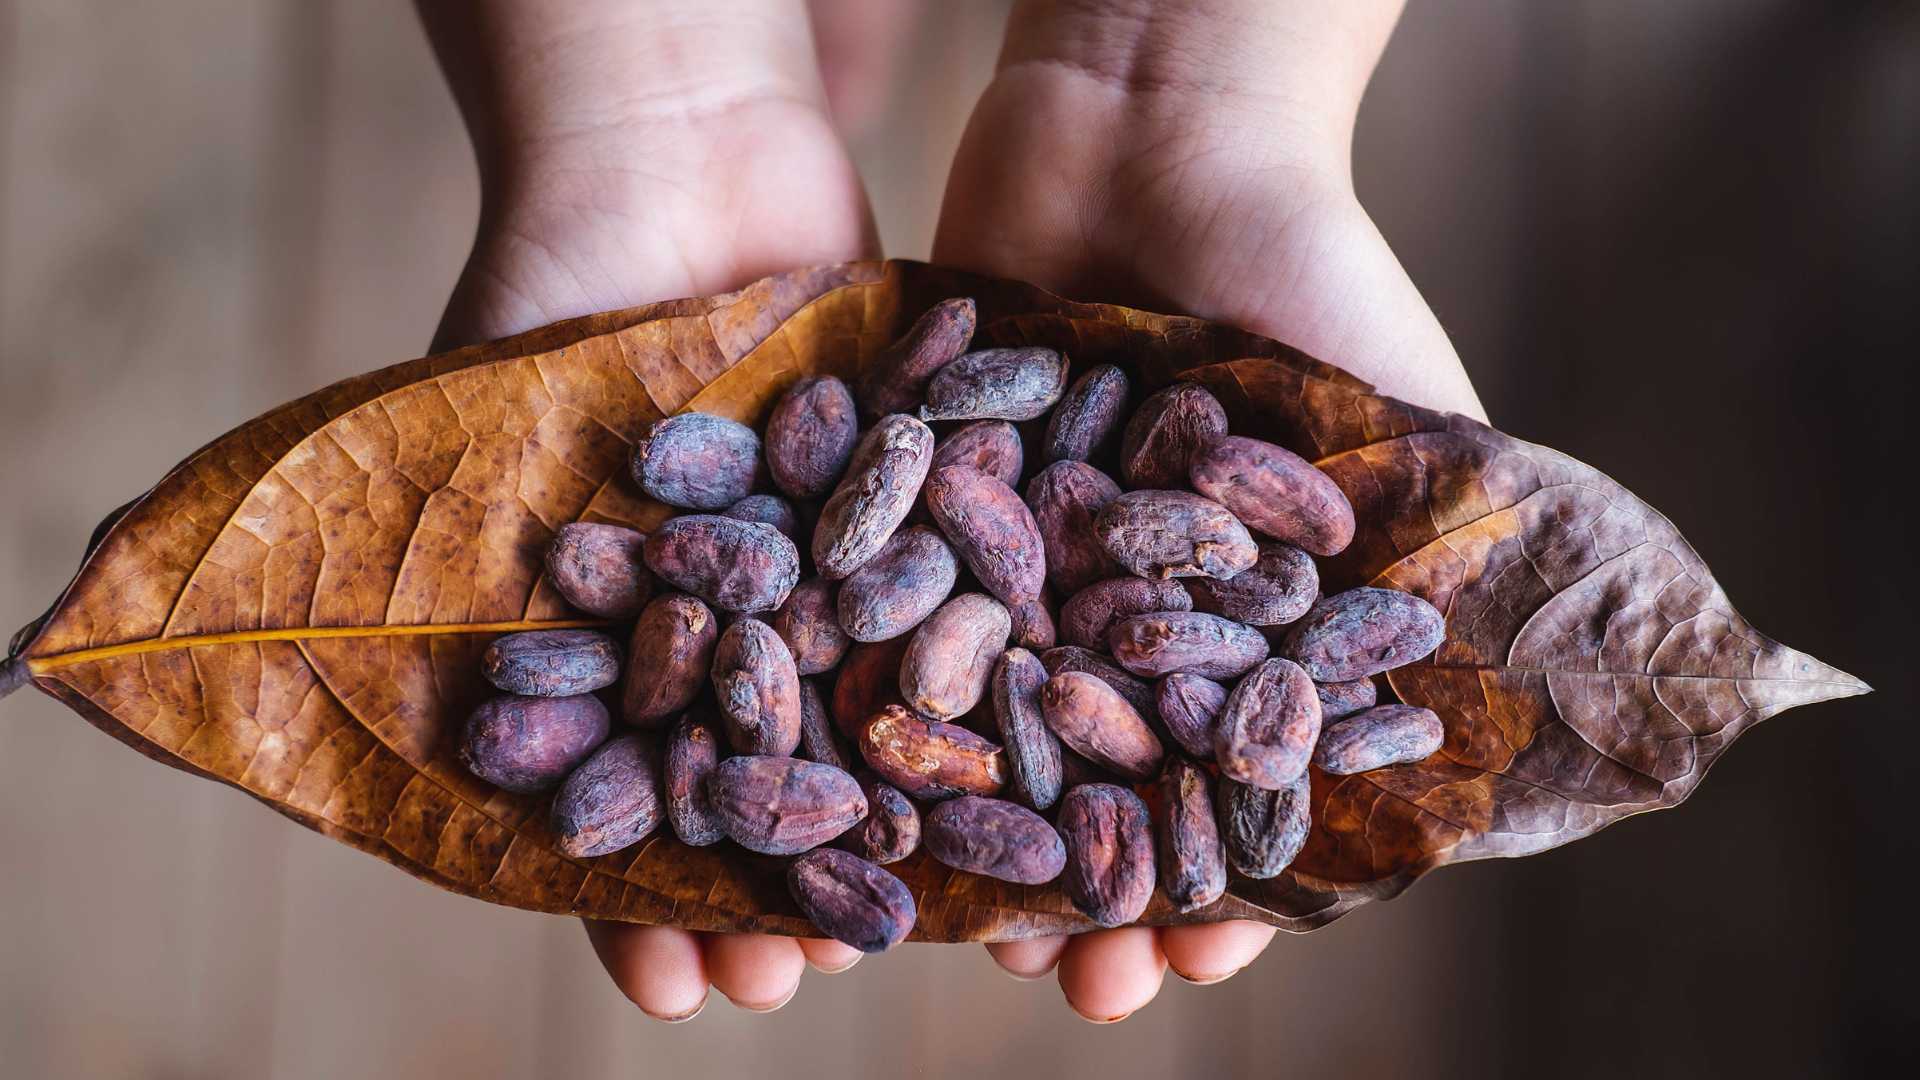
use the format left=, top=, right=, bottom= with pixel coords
left=0, top=2, right=1912, bottom=1077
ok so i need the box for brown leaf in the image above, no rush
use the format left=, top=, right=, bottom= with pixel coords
left=3, top=260, right=1866, bottom=941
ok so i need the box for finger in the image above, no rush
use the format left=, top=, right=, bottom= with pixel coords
left=984, top=934, right=1069, bottom=980
left=1055, top=927, right=1167, bottom=1023
left=798, top=937, right=865, bottom=974
left=1161, top=920, right=1277, bottom=985
left=704, top=933, right=810, bottom=1013
left=582, top=920, right=710, bottom=1023
left=807, top=0, right=926, bottom=136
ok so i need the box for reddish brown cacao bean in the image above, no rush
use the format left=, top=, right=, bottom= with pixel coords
left=1155, top=758, right=1227, bottom=912
left=992, top=647, right=1064, bottom=811
left=1007, top=590, right=1057, bottom=652
left=856, top=297, right=975, bottom=420
left=1216, top=772, right=1312, bottom=879
left=899, top=593, right=1010, bottom=721
left=923, top=465, right=1047, bottom=606
left=766, top=374, right=859, bottom=498
left=711, top=618, right=802, bottom=756
left=1120, top=383, right=1228, bottom=489
left=1039, top=646, right=1160, bottom=727
left=1058, top=577, right=1190, bottom=651
left=787, top=848, right=917, bottom=953
left=930, top=419, right=1023, bottom=488
left=662, top=711, right=725, bottom=846
left=545, top=522, right=651, bottom=618
left=644, top=514, right=800, bottom=613
left=769, top=577, right=849, bottom=675
left=1024, top=461, right=1122, bottom=595
left=1281, top=587, right=1447, bottom=681
left=482, top=629, right=621, bottom=697
left=623, top=593, right=718, bottom=726
left=919, top=347, right=1068, bottom=422
left=1058, top=783, right=1156, bottom=928
left=857, top=704, right=1006, bottom=799
left=630, top=412, right=762, bottom=510
left=1215, top=658, right=1321, bottom=790
left=1314, top=704, right=1445, bottom=774
left=1189, top=435, right=1355, bottom=557
left=551, top=734, right=665, bottom=858
left=1315, top=677, right=1378, bottom=722
left=814, top=414, right=936, bottom=579
left=836, top=525, right=959, bottom=642
left=722, top=493, right=800, bottom=541
left=1042, top=364, right=1128, bottom=465
left=1040, top=671, right=1164, bottom=782
left=796, top=677, right=854, bottom=772
left=707, top=755, right=867, bottom=855
left=1094, top=490, right=1258, bottom=581
left=924, top=796, right=1067, bottom=884
left=1156, top=672, right=1228, bottom=760
left=460, top=693, right=610, bottom=794
left=1182, top=542, right=1318, bottom=627
left=1108, top=611, right=1270, bottom=680
left=837, top=775, right=921, bottom=864
left=831, top=636, right=910, bottom=739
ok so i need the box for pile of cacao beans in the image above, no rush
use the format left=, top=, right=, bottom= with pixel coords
left=459, top=297, right=1447, bottom=954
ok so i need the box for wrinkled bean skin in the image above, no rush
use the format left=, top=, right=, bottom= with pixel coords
left=923, top=465, right=1048, bottom=606
left=1042, top=364, right=1128, bottom=464
left=1183, top=542, right=1318, bottom=627
left=919, top=347, right=1068, bottom=422
left=722, top=493, right=800, bottom=541
left=1007, top=591, right=1057, bottom=652
left=769, top=578, right=850, bottom=675
left=931, top=419, right=1024, bottom=488
left=796, top=677, right=854, bottom=772
left=831, top=637, right=910, bottom=739
left=1281, top=587, right=1447, bottom=681
left=1215, top=658, right=1321, bottom=790
left=1156, top=672, right=1228, bottom=760
left=857, top=704, right=1007, bottom=799
left=1095, top=490, right=1258, bottom=581
left=1108, top=612, right=1270, bottom=680
left=644, top=515, right=800, bottom=613
left=1040, top=672, right=1164, bottom=783
left=663, top=712, right=726, bottom=846
left=631, top=412, right=762, bottom=510
left=1024, top=461, right=1123, bottom=596
left=482, top=629, right=621, bottom=697
left=1216, top=773, right=1312, bottom=879
left=1314, top=704, right=1445, bottom=774
left=711, top=618, right=802, bottom=756
left=837, top=526, right=959, bottom=642
left=1189, top=435, right=1355, bottom=557
left=1058, top=577, right=1191, bottom=651
left=856, top=297, right=975, bottom=420
left=623, top=594, right=719, bottom=727
left=551, top=735, right=665, bottom=858
left=1120, top=383, right=1228, bottom=489
left=837, top=776, right=922, bottom=864
left=545, top=522, right=651, bottom=618
left=1315, top=677, right=1378, bottom=722
left=766, top=375, right=859, bottom=498
left=993, top=648, right=1064, bottom=811
left=899, top=593, right=1011, bottom=721
left=814, top=415, right=936, bottom=579
left=787, top=849, right=917, bottom=953
left=1155, top=758, right=1227, bottom=912
left=460, top=693, right=610, bottom=794
left=1040, top=646, right=1160, bottom=728
left=707, top=756, right=867, bottom=855
left=1058, top=784, right=1156, bottom=928
left=925, top=796, right=1067, bottom=884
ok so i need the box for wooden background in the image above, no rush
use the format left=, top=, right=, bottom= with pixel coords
left=0, top=3, right=1911, bottom=1077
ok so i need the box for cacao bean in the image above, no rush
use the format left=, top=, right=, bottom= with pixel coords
left=721, top=493, right=800, bottom=541
left=1040, top=671, right=1164, bottom=782
left=630, top=412, right=761, bottom=510
left=1216, top=772, right=1312, bottom=879
left=1108, top=611, right=1270, bottom=680
left=837, top=775, right=921, bottom=864
left=1215, top=658, right=1321, bottom=789
left=923, top=464, right=1047, bottom=605
left=623, top=593, right=719, bottom=726
left=707, top=755, right=867, bottom=855
left=1155, top=758, right=1227, bottom=912
left=1007, top=590, right=1057, bottom=652
left=482, top=629, right=621, bottom=697
left=1024, top=461, right=1122, bottom=595
left=770, top=577, right=850, bottom=675
left=1315, top=677, right=1378, bottom=722
left=899, top=593, right=1010, bottom=721
left=1314, top=704, right=1445, bottom=774
left=924, top=796, right=1067, bottom=885
left=1156, top=672, right=1228, bottom=760
left=919, top=347, right=1068, bottom=422
left=1094, top=490, right=1258, bottom=581
left=711, top=618, right=802, bottom=756
left=1119, top=382, right=1227, bottom=489
left=930, top=419, right=1023, bottom=488
left=787, top=848, right=917, bottom=953
left=1058, top=577, right=1191, bottom=651
left=1281, top=587, right=1446, bottom=681
left=1040, top=646, right=1159, bottom=726
left=663, top=711, right=726, bottom=846
left=644, top=514, right=800, bottom=613
left=836, top=525, right=958, bottom=642
left=1189, top=435, right=1355, bottom=557
left=856, top=297, right=975, bottom=420
left=766, top=374, right=858, bottom=498
left=1058, top=783, right=1156, bottom=928
left=796, top=676, right=854, bottom=772
left=814, top=414, right=936, bottom=579
left=831, top=636, right=910, bottom=739
left=460, top=692, right=610, bottom=794
left=545, top=522, right=651, bottom=618
left=1042, top=363, right=1128, bottom=465
left=992, top=647, right=1064, bottom=811
left=551, top=734, right=665, bottom=858
left=857, top=704, right=1006, bottom=799
left=1182, top=542, right=1318, bottom=626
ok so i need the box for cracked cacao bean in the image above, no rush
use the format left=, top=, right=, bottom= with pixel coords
left=551, top=734, right=665, bottom=858
left=663, top=711, right=725, bottom=846
left=837, top=775, right=921, bottom=864
left=482, top=629, right=621, bottom=697
left=1024, top=461, right=1123, bottom=595
left=1108, top=611, right=1270, bottom=680
left=993, top=647, right=1064, bottom=811
left=1215, top=658, right=1321, bottom=790
left=857, top=704, right=1006, bottom=799
left=1058, top=783, right=1156, bottom=928
left=1314, top=704, right=1445, bottom=774
left=796, top=677, right=854, bottom=772
left=1155, top=758, right=1227, bottom=912
left=721, top=493, right=800, bottom=542
left=1120, top=382, right=1228, bottom=489
left=644, top=514, right=800, bottom=613
left=1007, top=590, right=1058, bottom=652
left=707, top=755, right=867, bottom=855
left=1095, top=490, right=1258, bottom=581
left=1216, top=772, right=1312, bottom=879
left=630, top=412, right=762, bottom=510
left=460, top=692, right=610, bottom=794
left=1281, top=587, right=1447, bottom=681
left=856, top=297, right=974, bottom=420
left=1040, top=646, right=1160, bottom=726
left=1040, top=671, right=1164, bottom=782
left=623, top=593, right=719, bottom=726
left=899, top=593, right=1010, bottom=721
left=1315, top=677, right=1378, bottom=722
left=787, top=848, right=917, bottom=953
left=766, top=374, right=859, bottom=498
left=836, top=525, right=959, bottom=642
left=1042, top=363, right=1128, bottom=464
left=930, top=419, right=1024, bottom=488
left=925, top=796, right=1067, bottom=884
left=1058, top=577, right=1190, bottom=651
left=1189, top=435, right=1355, bottom=557
left=1183, top=542, right=1318, bottom=627
left=545, top=522, right=651, bottom=618
left=770, top=577, right=849, bottom=675
left=711, top=618, right=802, bottom=756
left=831, top=636, right=910, bottom=739
left=924, top=464, right=1048, bottom=606
left=1156, top=672, right=1228, bottom=760
left=814, top=414, right=936, bottom=579
left=919, top=347, right=1068, bottom=422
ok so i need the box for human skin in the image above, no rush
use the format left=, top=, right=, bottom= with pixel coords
left=417, top=0, right=1478, bottom=1026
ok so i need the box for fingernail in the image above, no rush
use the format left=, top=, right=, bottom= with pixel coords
left=1084, top=1010, right=1135, bottom=1024
left=646, top=998, right=707, bottom=1024
left=726, top=984, right=799, bottom=1014
left=999, top=966, right=1052, bottom=982
left=1173, top=965, right=1242, bottom=986
left=815, top=956, right=862, bottom=975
